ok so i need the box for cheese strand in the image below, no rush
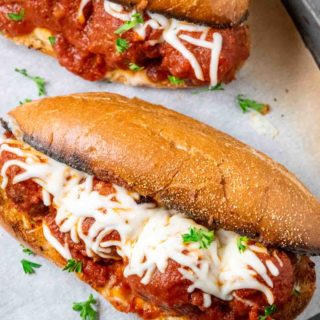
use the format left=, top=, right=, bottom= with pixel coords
left=78, top=0, right=223, bottom=85
left=0, top=137, right=279, bottom=306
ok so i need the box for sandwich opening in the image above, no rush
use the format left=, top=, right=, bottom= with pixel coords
left=0, top=132, right=308, bottom=319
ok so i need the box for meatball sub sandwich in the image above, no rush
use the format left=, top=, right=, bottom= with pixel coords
left=0, top=93, right=318, bottom=319
left=0, top=0, right=249, bottom=87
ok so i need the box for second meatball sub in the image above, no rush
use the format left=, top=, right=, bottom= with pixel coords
left=0, top=0, right=250, bottom=87
left=0, top=92, right=318, bottom=320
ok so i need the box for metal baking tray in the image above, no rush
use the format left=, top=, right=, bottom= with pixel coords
left=282, top=0, right=320, bottom=67
left=283, top=1, right=320, bottom=319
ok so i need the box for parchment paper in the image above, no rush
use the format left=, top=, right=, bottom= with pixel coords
left=0, top=0, right=319, bottom=319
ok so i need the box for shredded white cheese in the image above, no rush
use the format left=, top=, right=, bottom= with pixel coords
left=0, top=137, right=280, bottom=306
left=78, top=0, right=223, bottom=86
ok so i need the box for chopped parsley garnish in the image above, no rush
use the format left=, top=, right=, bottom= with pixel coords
left=237, top=94, right=270, bottom=115
left=116, top=38, right=129, bottom=53
left=128, top=62, right=144, bottom=72
left=21, top=259, right=42, bottom=274
left=182, top=227, right=215, bottom=249
left=19, top=98, right=32, bottom=105
left=48, top=36, right=56, bottom=46
left=168, top=75, right=185, bottom=85
left=73, top=294, right=98, bottom=320
left=115, top=13, right=144, bottom=35
left=258, top=304, right=277, bottom=320
left=63, top=259, right=83, bottom=273
left=20, top=244, right=35, bottom=256
left=237, top=236, right=249, bottom=253
left=15, top=68, right=46, bottom=96
left=7, top=8, right=25, bottom=21
left=192, top=83, right=224, bottom=94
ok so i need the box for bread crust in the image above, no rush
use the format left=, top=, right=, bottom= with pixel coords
left=0, top=188, right=315, bottom=320
left=7, top=92, right=320, bottom=255
left=109, top=0, right=250, bottom=27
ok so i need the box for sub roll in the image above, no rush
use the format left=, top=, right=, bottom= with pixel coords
left=0, top=93, right=318, bottom=320
left=0, top=0, right=250, bottom=87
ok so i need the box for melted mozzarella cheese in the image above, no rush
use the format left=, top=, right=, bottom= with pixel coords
left=266, top=260, right=280, bottom=276
left=43, top=224, right=72, bottom=260
left=78, top=0, right=91, bottom=23
left=78, top=0, right=223, bottom=86
left=273, top=251, right=284, bottom=267
left=0, top=137, right=280, bottom=306
left=162, top=20, right=205, bottom=81
left=233, top=292, right=257, bottom=307
left=104, top=0, right=133, bottom=21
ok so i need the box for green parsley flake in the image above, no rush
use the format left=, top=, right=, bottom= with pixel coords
left=116, top=38, right=129, bottom=53
left=237, top=236, right=249, bottom=253
left=21, top=259, right=42, bottom=274
left=115, top=13, right=144, bottom=35
left=182, top=227, right=215, bottom=249
left=63, top=259, right=83, bottom=273
left=128, top=63, right=144, bottom=72
left=20, top=244, right=35, bottom=256
left=7, top=8, right=25, bottom=21
left=73, top=294, right=98, bottom=320
left=237, top=94, right=270, bottom=115
left=15, top=68, right=46, bottom=96
left=258, top=304, right=277, bottom=320
left=192, top=83, right=224, bottom=94
left=48, top=36, right=56, bottom=46
left=168, top=75, right=185, bottom=85
left=19, top=98, right=32, bottom=105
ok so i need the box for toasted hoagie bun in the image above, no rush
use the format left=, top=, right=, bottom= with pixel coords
left=7, top=92, right=320, bottom=254
left=109, top=0, right=250, bottom=27
left=0, top=92, right=317, bottom=319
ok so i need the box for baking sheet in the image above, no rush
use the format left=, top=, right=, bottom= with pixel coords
left=283, top=0, right=320, bottom=67
left=0, top=0, right=319, bottom=319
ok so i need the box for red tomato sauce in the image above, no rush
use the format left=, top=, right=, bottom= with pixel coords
left=0, top=0, right=249, bottom=84
left=0, top=142, right=295, bottom=320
